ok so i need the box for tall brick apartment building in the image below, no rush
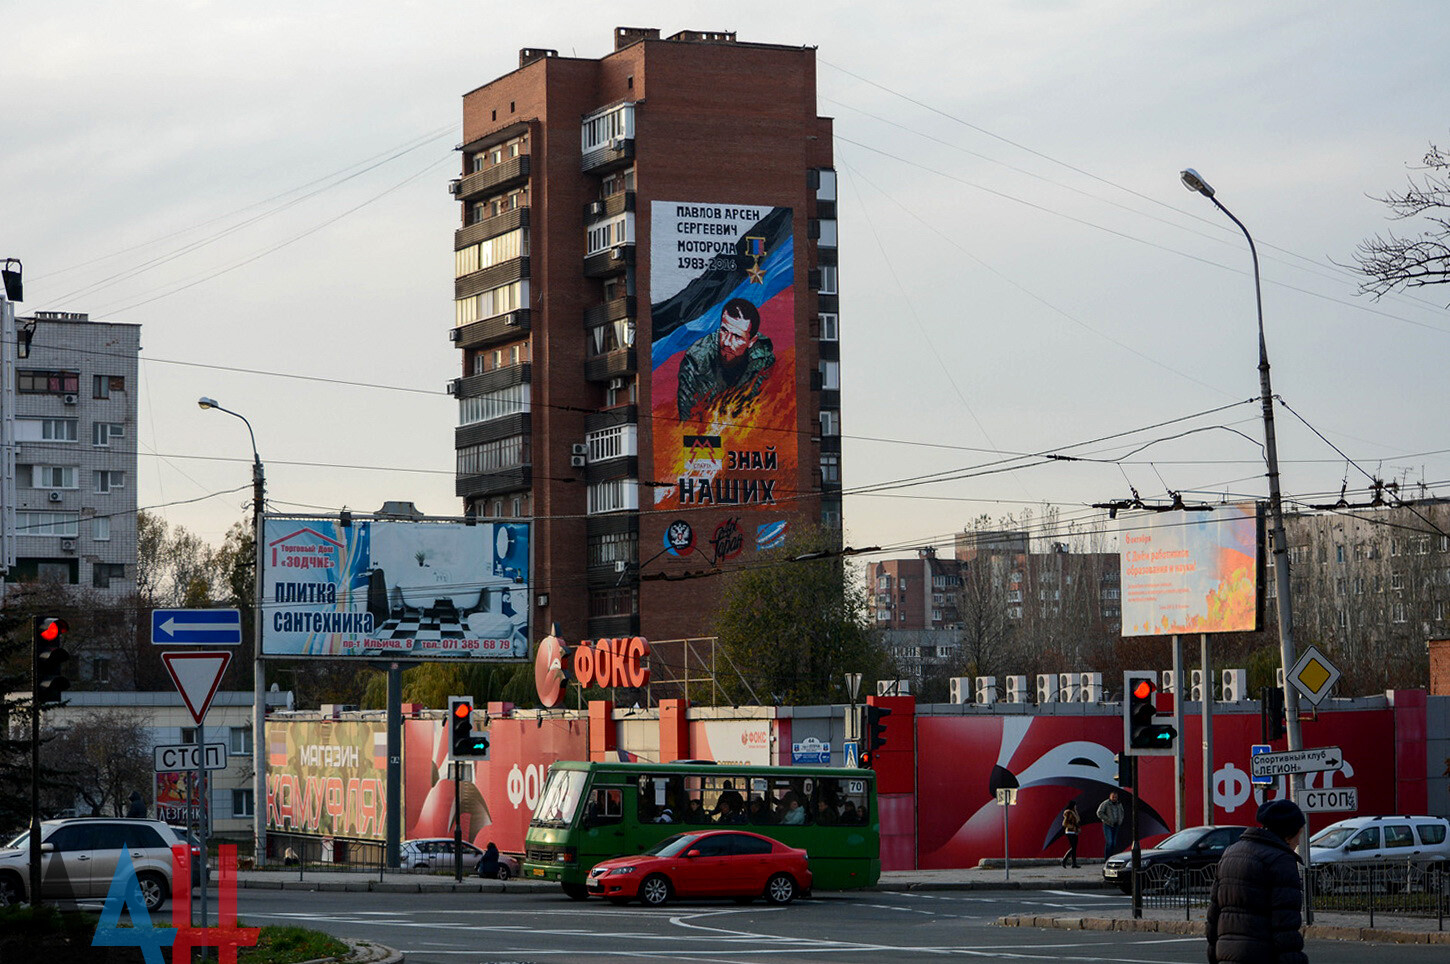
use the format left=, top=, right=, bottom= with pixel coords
left=448, top=28, right=840, bottom=644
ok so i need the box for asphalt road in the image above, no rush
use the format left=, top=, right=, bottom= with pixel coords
left=227, top=887, right=1450, bottom=963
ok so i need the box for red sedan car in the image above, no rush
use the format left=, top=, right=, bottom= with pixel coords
left=586, top=830, right=811, bottom=907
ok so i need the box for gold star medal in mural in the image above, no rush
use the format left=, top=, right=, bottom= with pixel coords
left=744, top=235, right=766, bottom=283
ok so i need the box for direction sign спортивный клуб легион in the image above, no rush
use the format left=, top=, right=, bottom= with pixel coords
left=1249, top=746, right=1344, bottom=779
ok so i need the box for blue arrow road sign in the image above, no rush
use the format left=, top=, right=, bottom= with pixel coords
left=151, top=608, right=243, bottom=646
left=1250, top=744, right=1274, bottom=785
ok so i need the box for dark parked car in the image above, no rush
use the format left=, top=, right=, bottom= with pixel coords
left=1102, top=824, right=1249, bottom=893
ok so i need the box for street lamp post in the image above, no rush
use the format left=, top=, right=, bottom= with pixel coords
left=199, top=397, right=268, bottom=868
left=1178, top=169, right=1306, bottom=778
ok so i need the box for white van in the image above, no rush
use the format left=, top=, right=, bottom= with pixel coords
left=1309, top=815, right=1450, bottom=886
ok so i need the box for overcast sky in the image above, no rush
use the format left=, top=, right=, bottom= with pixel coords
left=6, top=1, right=1450, bottom=562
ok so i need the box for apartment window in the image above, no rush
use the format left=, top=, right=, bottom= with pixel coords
left=600, top=168, right=635, bottom=196
left=454, top=279, right=528, bottom=326
left=1335, top=578, right=1346, bottom=596
left=93, top=375, right=124, bottom=398
left=587, top=424, right=637, bottom=462
left=15, top=418, right=78, bottom=442
left=1354, top=576, right=1364, bottom=595
left=817, top=265, right=838, bottom=294
left=17, top=369, right=79, bottom=394
left=587, top=318, right=635, bottom=355
left=91, top=657, right=111, bottom=684
left=1335, top=545, right=1345, bottom=562
left=1416, top=537, right=1431, bottom=555
left=1391, top=539, right=1401, bottom=557
left=232, top=789, right=255, bottom=818
left=92, top=422, right=125, bottom=447
left=820, top=454, right=840, bottom=483
left=814, top=168, right=837, bottom=201
left=588, top=478, right=638, bottom=514
left=819, top=313, right=838, bottom=341
left=818, top=360, right=840, bottom=391
left=587, top=531, right=638, bottom=568
left=454, top=227, right=526, bottom=278
left=1392, top=571, right=1405, bottom=591
left=1338, top=609, right=1348, bottom=628
left=1393, top=603, right=1407, bottom=624
left=229, top=727, right=252, bottom=755
left=588, top=586, right=638, bottom=618
left=458, top=384, right=530, bottom=425
left=585, top=214, right=635, bottom=256
left=819, top=410, right=840, bottom=436
left=93, top=563, right=126, bottom=588
left=605, top=378, right=636, bottom=407
left=1437, top=601, right=1446, bottom=622
left=581, top=103, right=635, bottom=152
left=30, top=465, right=77, bottom=489
left=471, top=200, right=488, bottom=223
left=93, top=516, right=111, bottom=541
left=15, top=511, right=78, bottom=536
left=815, top=219, right=838, bottom=247
left=456, top=437, right=528, bottom=475
left=94, top=470, right=125, bottom=493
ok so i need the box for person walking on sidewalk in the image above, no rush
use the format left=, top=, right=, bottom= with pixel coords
left=1206, top=799, right=1307, bottom=964
left=1097, top=791, right=1125, bottom=858
left=1060, top=802, right=1080, bottom=868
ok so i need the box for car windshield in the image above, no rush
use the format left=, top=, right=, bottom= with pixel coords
left=531, top=769, right=589, bottom=828
left=642, top=833, right=702, bottom=857
left=1311, top=826, right=1356, bottom=849
left=1152, top=828, right=1206, bottom=851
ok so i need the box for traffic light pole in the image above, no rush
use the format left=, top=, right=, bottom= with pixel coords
left=28, top=616, right=41, bottom=908
left=1130, top=757, right=1142, bottom=919
left=453, top=762, right=463, bottom=883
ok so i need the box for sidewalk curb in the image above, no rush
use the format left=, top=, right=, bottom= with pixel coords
left=340, top=938, right=404, bottom=963
left=878, top=880, right=1116, bottom=892
left=998, top=914, right=1450, bottom=945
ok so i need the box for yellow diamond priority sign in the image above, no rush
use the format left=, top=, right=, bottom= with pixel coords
left=1288, top=645, right=1340, bottom=707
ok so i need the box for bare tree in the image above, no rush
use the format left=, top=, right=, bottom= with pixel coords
left=1350, top=141, right=1450, bottom=299
left=42, top=712, right=152, bottom=816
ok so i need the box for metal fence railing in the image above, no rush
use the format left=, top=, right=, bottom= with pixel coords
left=1135, top=865, right=1217, bottom=919
left=1307, top=861, right=1449, bottom=929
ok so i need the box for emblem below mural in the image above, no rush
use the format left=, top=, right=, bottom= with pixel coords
left=259, top=517, right=530, bottom=659
left=650, top=200, right=797, bottom=563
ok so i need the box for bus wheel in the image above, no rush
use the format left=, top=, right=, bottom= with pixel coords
left=639, top=874, right=671, bottom=908
left=562, top=883, right=589, bottom=901
left=765, top=873, right=797, bottom=905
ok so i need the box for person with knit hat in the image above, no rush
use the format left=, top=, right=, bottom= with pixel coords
left=1207, top=798, right=1308, bottom=964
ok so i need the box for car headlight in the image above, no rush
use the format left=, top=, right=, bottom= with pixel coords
left=609, top=866, right=636, bottom=875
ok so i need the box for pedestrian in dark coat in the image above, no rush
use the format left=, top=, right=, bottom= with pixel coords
left=1206, top=799, right=1307, bottom=964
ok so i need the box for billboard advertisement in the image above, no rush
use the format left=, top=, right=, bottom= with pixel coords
left=916, top=709, right=1396, bottom=869
left=261, top=517, right=530, bottom=659
left=1120, top=504, right=1262, bottom=636
left=649, top=202, right=797, bottom=546
left=265, top=720, right=388, bottom=841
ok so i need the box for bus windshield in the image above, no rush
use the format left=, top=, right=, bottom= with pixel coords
left=534, top=768, right=589, bottom=827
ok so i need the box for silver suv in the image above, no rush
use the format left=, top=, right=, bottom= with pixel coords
left=1309, top=815, right=1450, bottom=890
left=0, top=817, right=185, bottom=911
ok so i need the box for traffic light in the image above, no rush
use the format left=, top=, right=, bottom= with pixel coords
left=35, top=617, right=70, bottom=706
left=1123, top=672, right=1175, bottom=753
left=1262, top=685, right=1286, bottom=742
left=1115, top=752, right=1135, bottom=788
left=859, top=704, right=892, bottom=768
left=448, top=696, right=490, bottom=759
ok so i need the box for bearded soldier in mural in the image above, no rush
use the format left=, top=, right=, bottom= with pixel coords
left=676, top=298, right=775, bottom=421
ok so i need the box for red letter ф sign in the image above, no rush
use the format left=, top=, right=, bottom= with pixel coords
left=572, top=637, right=651, bottom=689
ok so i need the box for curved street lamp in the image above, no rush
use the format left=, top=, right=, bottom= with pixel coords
left=199, top=396, right=268, bottom=868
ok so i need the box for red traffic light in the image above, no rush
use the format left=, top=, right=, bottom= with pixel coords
left=1132, top=679, right=1154, bottom=700
left=452, top=701, right=473, bottom=718
left=39, top=618, right=69, bottom=643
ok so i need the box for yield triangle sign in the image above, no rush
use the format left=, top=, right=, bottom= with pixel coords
left=162, top=650, right=233, bottom=724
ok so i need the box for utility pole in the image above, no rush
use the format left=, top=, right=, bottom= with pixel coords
left=0, top=259, right=21, bottom=609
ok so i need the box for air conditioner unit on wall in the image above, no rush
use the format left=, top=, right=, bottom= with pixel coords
left=448, top=328, right=461, bottom=342
left=448, top=179, right=462, bottom=196
left=1004, top=675, right=1028, bottom=704
left=62, top=394, right=77, bottom=405
left=610, top=136, right=626, bottom=151
left=60, top=539, right=75, bottom=552
left=570, top=455, right=586, bottom=468
left=948, top=677, right=971, bottom=704
left=1221, top=668, right=1247, bottom=703
left=610, top=245, right=626, bottom=261
left=1079, top=672, right=1104, bottom=703
left=46, top=490, right=64, bottom=503
left=1058, top=672, right=1078, bottom=703
left=608, top=377, right=626, bottom=391
left=1190, top=669, right=1206, bottom=702
left=1161, top=670, right=1175, bottom=694
left=588, top=200, right=605, bottom=217
left=571, top=444, right=588, bottom=456
left=503, top=312, right=520, bottom=327
left=1036, top=674, right=1057, bottom=704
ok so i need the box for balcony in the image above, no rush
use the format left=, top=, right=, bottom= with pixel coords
left=582, top=137, right=634, bottom=175
left=587, top=456, right=638, bottom=485
left=583, top=243, right=634, bottom=278
left=587, top=613, right=639, bottom=637
left=452, top=155, right=530, bottom=203
left=455, top=206, right=529, bottom=250
left=455, top=412, right=530, bottom=449
left=584, top=348, right=636, bottom=382
left=451, top=309, right=531, bottom=352
left=583, top=191, right=635, bottom=223
left=454, top=257, right=529, bottom=301
left=585, top=405, right=637, bottom=434
left=456, top=465, right=531, bottom=499
left=448, top=364, right=531, bottom=399
left=583, top=297, right=636, bottom=328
